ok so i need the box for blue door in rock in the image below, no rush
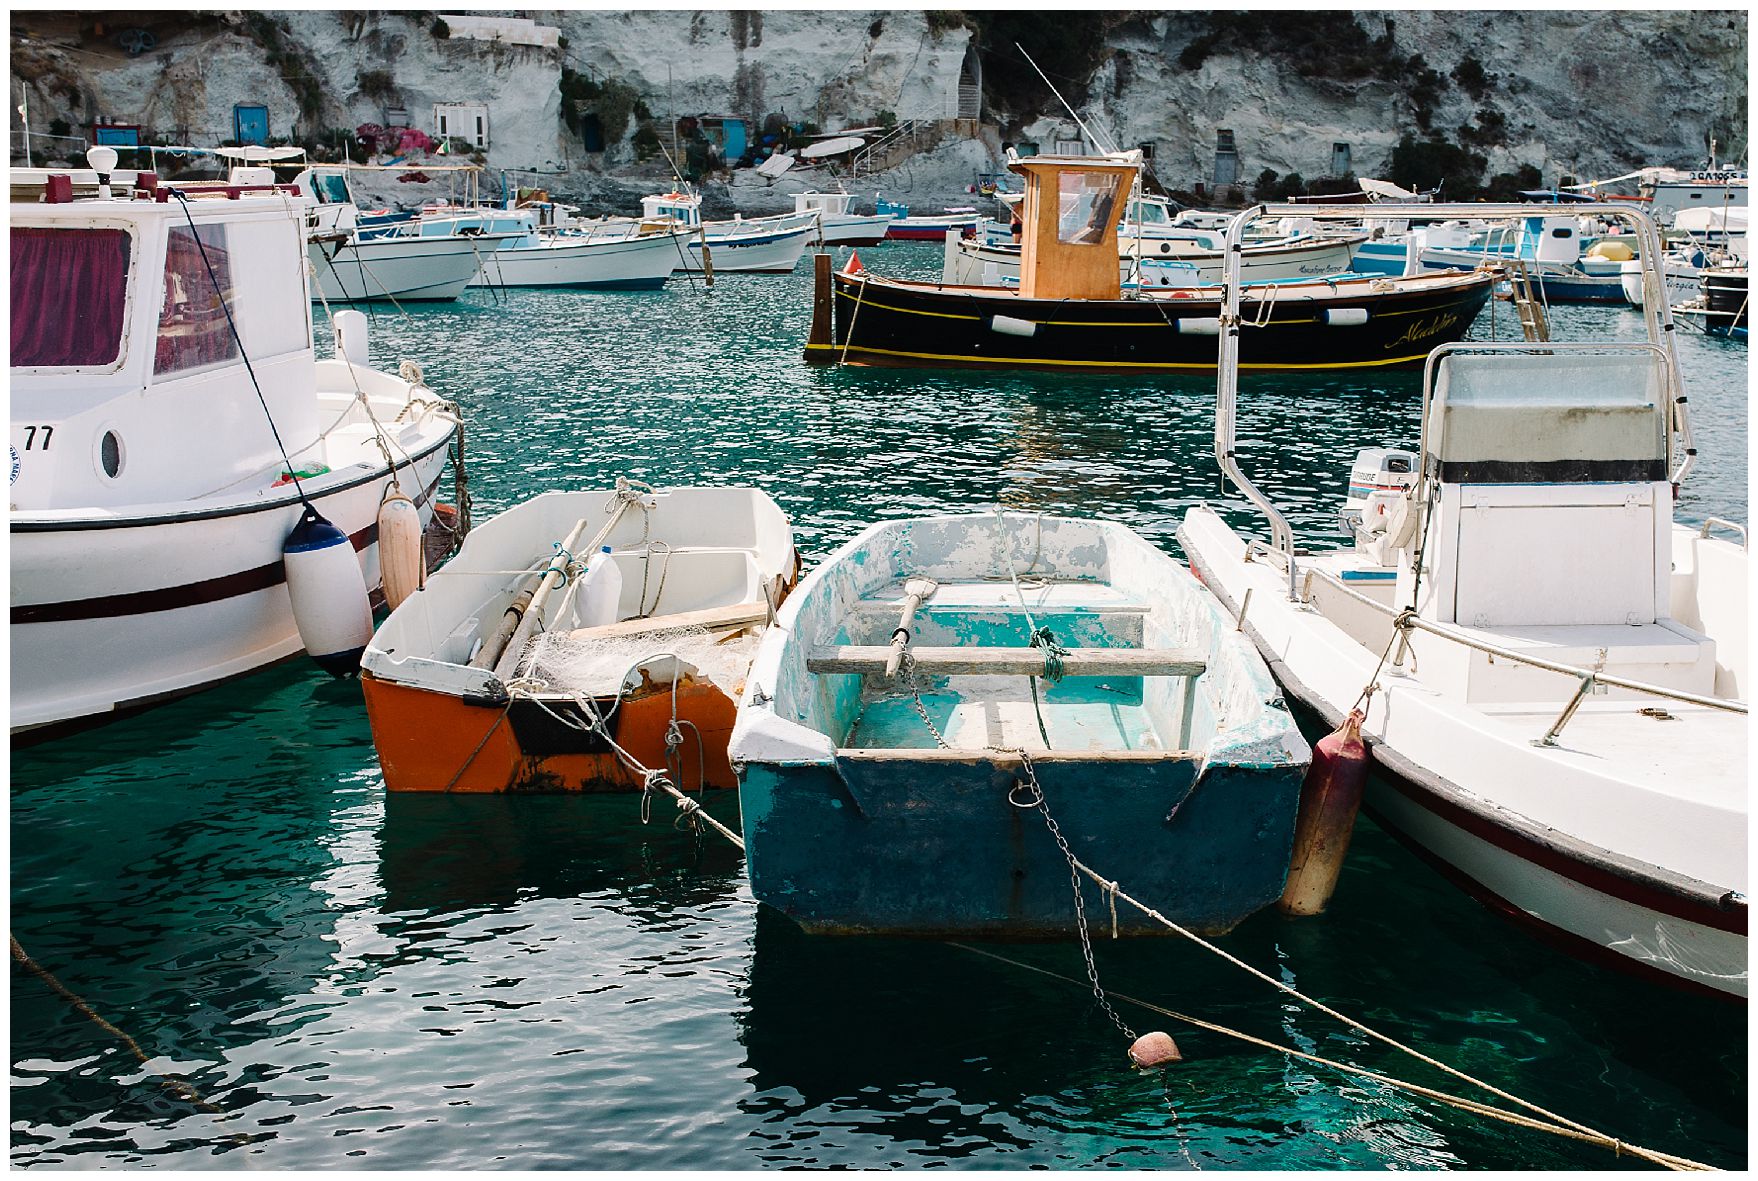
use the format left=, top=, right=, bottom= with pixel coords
left=234, top=104, right=269, bottom=146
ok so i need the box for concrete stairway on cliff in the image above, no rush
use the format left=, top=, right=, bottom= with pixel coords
left=850, top=118, right=980, bottom=179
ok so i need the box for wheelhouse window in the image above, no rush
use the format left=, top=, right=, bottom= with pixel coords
left=1056, top=172, right=1122, bottom=245
left=155, top=223, right=241, bottom=376
left=10, top=226, right=133, bottom=369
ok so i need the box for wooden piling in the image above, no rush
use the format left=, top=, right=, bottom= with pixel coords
left=805, top=252, right=834, bottom=364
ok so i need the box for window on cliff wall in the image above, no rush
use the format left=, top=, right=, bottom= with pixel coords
left=433, top=103, right=489, bottom=150
left=1214, top=130, right=1239, bottom=186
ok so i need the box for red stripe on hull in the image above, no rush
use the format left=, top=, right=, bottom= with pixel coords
left=1362, top=800, right=1743, bottom=1003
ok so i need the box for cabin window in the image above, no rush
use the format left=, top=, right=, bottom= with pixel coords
left=1056, top=172, right=1122, bottom=245
left=312, top=172, right=352, bottom=205
left=10, top=226, right=133, bottom=369
left=1129, top=199, right=1168, bottom=225
left=154, top=223, right=241, bottom=376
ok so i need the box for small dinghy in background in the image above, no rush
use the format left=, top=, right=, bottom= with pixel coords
left=361, top=483, right=797, bottom=792
left=729, top=510, right=1311, bottom=937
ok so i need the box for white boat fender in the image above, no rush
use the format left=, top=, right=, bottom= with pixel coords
left=377, top=487, right=424, bottom=611
left=284, top=506, right=373, bottom=678
left=1324, top=307, right=1370, bottom=327
left=333, top=309, right=369, bottom=366
left=989, top=314, right=1038, bottom=337
left=1277, top=709, right=1369, bottom=916
left=1175, top=317, right=1222, bottom=335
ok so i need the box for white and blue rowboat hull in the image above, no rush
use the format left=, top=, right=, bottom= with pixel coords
left=308, top=232, right=498, bottom=303
left=730, top=512, right=1310, bottom=937
left=470, top=229, right=686, bottom=290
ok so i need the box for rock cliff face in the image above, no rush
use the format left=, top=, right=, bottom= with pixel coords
left=1077, top=11, right=1747, bottom=192
left=9, top=10, right=1746, bottom=212
left=552, top=10, right=974, bottom=131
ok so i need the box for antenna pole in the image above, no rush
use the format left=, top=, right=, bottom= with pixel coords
left=1014, top=43, right=1116, bottom=156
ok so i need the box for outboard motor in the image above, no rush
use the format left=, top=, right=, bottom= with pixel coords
left=1340, top=446, right=1418, bottom=562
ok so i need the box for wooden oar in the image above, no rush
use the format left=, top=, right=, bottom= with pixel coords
left=884, top=576, right=939, bottom=679
left=480, top=498, right=637, bottom=680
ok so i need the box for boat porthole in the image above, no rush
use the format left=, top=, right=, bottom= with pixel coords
left=99, top=430, right=125, bottom=479
left=1159, top=242, right=1171, bottom=254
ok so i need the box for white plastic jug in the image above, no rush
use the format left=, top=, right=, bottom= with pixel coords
left=577, top=545, right=623, bottom=629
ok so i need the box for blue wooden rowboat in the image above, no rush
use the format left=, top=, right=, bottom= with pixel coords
left=728, top=511, right=1311, bottom=938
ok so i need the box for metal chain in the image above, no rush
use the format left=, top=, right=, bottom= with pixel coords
left=1007, top=754, right=1136, bottom=1041
left=898, top=650, right=952, bottom=749
left=894, top=615, right=1130, bottom=1041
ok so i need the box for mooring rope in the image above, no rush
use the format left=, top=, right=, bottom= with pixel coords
left=1042, top=859, right=1711, bottom=1172
left=11, top=936, right=220, bottom=1115
left=947, top=942, right=1708, bottom=1170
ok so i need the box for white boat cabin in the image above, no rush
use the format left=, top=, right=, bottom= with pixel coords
left=793, top=190, right=853, bottom=218
left=1515, top=214, right=1585, bottom=265
left=1384, top=346, right=1729, bottom=701
left=640, top=191, right=703, bottom=227
left=10, top=167, right=320, bottom=513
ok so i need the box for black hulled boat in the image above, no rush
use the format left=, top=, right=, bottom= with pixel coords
left=803, top=151, right=1493, bottom=376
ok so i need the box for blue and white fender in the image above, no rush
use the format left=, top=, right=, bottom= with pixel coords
left=283, top=506, right=372, bottom=677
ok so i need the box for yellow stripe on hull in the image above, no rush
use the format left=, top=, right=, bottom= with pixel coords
left=803, top=341, right=1436, bottom=372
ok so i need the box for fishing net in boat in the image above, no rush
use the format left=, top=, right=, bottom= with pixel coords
left=516, top=624, right=759, bottom=699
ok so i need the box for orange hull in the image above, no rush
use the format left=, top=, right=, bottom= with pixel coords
left=362, top=672, right=740, bottom=793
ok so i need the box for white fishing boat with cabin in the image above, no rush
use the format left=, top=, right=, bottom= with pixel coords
left=1179, top=201, right=1748, bottom=999
left=792, top=190, right=895, bottom=246
left=10, top=152, right=459, bottom=737
left=640, top=189, right=817, bottom=273
left=296, top=164, right=513, bottom=302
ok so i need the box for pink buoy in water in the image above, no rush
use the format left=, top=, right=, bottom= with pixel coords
left=1128, top=1031, right=1182, bottom=1068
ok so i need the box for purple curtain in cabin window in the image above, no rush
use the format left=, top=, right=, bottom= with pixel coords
left=10, top=227, right=132, bottom=368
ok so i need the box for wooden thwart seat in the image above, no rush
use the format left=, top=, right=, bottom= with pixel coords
left=807, top=645, right=1207, bottom=678
left=564, top=599, right=769, bottom=642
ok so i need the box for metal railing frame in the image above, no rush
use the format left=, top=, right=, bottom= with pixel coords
left=1214, top=201, right=1692, bottom=603
left=1242, top=544, right=1748, bottom=743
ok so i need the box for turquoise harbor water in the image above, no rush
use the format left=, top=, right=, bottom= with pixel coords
left=10, top=244, right=1748, bottom=1168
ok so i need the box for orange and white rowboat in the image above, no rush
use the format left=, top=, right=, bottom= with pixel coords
left=361, top=485, right=797, bottom=792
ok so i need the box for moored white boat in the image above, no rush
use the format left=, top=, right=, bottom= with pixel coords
left=877, top=199, right=983, bottom=241
left=470, top=222, right=692, bottom=290
left=640, top=190, right=817, bottom=273
left=944, top=229, right=1362, bottom=287
left=792, top=190, right=895, bottom=246
left=361, top=485, right=797, bottom=792
left=1420, top=214, right=1629, bottom=303
left=1178, top=200, right=1748, bottom=999
left=729, top=510, right=1311, bottom=937
left=10, top=157, right=458, bottom=737
left=296, top=166, right=511, bottom=302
